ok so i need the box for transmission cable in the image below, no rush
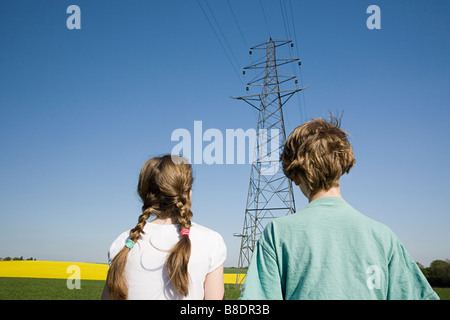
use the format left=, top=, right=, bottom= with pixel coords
left=259, top=0, right=271, bottom=38
left=196, top=0, right=244, bottom=86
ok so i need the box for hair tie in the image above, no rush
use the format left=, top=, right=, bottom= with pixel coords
left=180, top=229, right=190, bottom=237
left=125, top=239, right=135, bottom=250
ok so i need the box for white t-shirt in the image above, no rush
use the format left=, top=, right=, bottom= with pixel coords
left=108, top=222, right=227, bottom=300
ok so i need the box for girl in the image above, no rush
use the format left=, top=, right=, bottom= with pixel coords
left=101, top=154, right=226, bottom=300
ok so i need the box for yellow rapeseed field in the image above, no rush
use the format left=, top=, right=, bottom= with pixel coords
left=0, top=261, right=245, bottom=284
left=224, top=273, right=246, bottom=284
left=0, top=261, right=108, bottom=280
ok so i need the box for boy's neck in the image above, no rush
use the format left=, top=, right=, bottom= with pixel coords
left=309, top=186, right=342, bottom=203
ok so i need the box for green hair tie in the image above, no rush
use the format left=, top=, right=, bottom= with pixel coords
left=125, top=239, right=135, bottom=250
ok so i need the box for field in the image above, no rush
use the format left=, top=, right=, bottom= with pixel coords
left=0, top=261, right=244, bottom=300
left=0, top=261, right=246, bottom=283
left=433, top=288, right=450, bottom=300
left=0, top=277, right=243, bottom=300
left=0, top=261, right=448, bottom=300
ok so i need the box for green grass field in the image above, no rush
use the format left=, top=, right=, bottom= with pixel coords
left=433, top=288, right=450, bottom=300
left=0, top=277, right=242, bottom=300
left=224, top=267, right=247, bottom=274
left=0, top=277, right=105, bottom=300
left=0, top=266, right=246, bottom=300
left=0, top=276, right=448, bottom=300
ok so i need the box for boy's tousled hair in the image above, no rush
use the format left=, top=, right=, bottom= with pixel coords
left=281, top=115, right=355, bottom=196
left=106, top=154, right=193, bottom=300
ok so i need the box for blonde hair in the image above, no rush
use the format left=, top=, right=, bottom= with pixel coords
left=281, top=116, right=355, bottom=196
left=106, top=154, right=194, bottom=299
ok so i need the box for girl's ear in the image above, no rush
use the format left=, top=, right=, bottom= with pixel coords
left=189, top=189, right=192, bottom=201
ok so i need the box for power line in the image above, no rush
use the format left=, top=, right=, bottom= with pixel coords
left=196, top=0, right=244, bottom=85
left=204, top=0, right=242, bottom=74
left=276, top=0, right=307, bottom=124
left=259, top=0, right=271, bottom=38
left=226, top=0, right=248, bottom=50
left=288, top=0, right=308, bottom=122
left=280, top=0, right=295, bottom=128
left=279, top=0, right=291, bottom=41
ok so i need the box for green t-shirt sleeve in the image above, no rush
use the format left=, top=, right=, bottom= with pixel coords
left=239, top=224, right=283, bottom=300
left=387, top=237, right=439, bottom=300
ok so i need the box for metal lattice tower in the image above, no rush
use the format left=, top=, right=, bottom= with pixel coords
left=231, top=38, right=309, bottom=287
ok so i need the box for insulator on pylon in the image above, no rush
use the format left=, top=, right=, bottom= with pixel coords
left=295, top=79, right=298, bottom=85
left=291, top=43, right=294, bottom=48
left=243, top=70, right=246, bottom=76
left=246, top=86, right=249, bottom=91
left=249, top=50, right=252, bottom=55
left=298, top=61, right=302, bottom=67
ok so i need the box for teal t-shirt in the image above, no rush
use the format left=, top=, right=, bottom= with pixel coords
left=239, top=197, right=439, bottom=300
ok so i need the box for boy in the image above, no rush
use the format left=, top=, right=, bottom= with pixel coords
left=239, top=117, right=439, bottom=300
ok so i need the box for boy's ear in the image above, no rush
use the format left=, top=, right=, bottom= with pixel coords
left=292, top=172, right=306, bottom=187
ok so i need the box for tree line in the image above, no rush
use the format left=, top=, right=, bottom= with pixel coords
left=418, top=259, right=450, bottom=288
left=0, top=256, right=36, bottom=261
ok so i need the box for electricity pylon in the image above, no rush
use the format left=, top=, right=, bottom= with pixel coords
left=231, top=38, right=309, bottom=288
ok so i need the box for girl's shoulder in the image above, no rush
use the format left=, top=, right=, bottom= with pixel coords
left=107, top=230, right=130, bottom=264
left=190, top=222, right=223, bottom=240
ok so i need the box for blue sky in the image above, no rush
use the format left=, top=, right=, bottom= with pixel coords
left=0, top=0, right=449, bottom=267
